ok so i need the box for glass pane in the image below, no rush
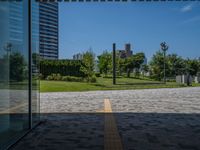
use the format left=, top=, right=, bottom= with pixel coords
left=32, top=0, right=40, bottom=126
left=0, top=1, right=29, bottom=149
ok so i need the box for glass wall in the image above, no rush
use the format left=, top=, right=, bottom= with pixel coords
left=32, top=0, right=40, bottom=127
left=0, top=1, right=40, bottom=149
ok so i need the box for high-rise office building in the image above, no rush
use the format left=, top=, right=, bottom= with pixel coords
left=118, top=43, right=133, bottom=59
left=39, top=2, right=58, bottom=59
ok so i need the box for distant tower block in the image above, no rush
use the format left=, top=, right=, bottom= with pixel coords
left=125, top=43, right=131, bottom=51
left=125, top=43, right=133, bottom=57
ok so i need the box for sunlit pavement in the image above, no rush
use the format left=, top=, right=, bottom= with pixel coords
left=40, top=87, right=200, bottom=113
left=11, top=87, right=200, bottom=150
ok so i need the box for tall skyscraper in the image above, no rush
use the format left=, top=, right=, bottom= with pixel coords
left=39, top=2, right=58, bottom=59
left=6, top=2, right=25, bottom=55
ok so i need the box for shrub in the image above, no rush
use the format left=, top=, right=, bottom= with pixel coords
left=90, top=76, right=97, bottom=83
left=166, top=77, right=176, bottom=82
left=62, top=76, right=83, bottom=82
left=53, top=74, right=62, bottom=81
left=46, top=75, right=53, bottom=80
left=45, top=74, right=92, bottom=82
left=46, top=73, right=62, bottom=81
left=39, top=73, right=44, bottom=80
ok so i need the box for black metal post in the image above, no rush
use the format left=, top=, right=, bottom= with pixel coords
left=160, top=42, right=168, bottom=84
left=113, top=43, right=116, bottom=85
left=163, top=50, right=166, bottom=83
left=28, top=0, right=32, bottom=129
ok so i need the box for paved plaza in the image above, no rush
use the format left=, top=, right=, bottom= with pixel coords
left=41, top=87, right=200, bottom=113
left=12, top=87, right=200, bottom=150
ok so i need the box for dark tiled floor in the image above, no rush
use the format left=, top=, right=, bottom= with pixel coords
left=11, top=113, right=200, bottom=150
left=11, top=114, right=104, bottom=150
left=116, top=113, right=200, bottom=150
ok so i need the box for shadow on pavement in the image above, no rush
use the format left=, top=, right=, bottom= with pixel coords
left=9, top=113, right=200, bottom=150
left=115, top=82, right=164, bottom=86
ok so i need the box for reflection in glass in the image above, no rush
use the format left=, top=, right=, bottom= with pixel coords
left=32, top=0, right=40, bottom=125
left=0, top=1, right=40, bottom=149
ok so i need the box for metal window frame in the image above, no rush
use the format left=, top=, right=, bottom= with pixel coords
left=28, top=0, right=33, bottom=130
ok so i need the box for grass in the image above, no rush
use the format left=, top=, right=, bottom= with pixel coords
left=40, top=77, right=199, bottom=92
left=0, top=80, right=39, bottom=90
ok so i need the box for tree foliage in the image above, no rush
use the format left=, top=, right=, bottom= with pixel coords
left=167, top=54, right=186, bottom=76
left=80, top=51, right=95, bottom=81
left=124, top=52, right=145, bottom=77
left=116, top=57, right=125, bottom=76
left=149, top=50, right=165, bottom=80
left=149, top=50, right=200, bottom=80
left=141, top=64, right=149, bottom=77
left=9, top=52, right=27, bottom=81
left=185, top=59, right=200, bottom=76
left=97, top=51, right=112, bottom=76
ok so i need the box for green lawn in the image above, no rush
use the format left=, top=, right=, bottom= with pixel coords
left=40, top=77, right=197, bottom=92
left=0, top=80, right=39, bottom=90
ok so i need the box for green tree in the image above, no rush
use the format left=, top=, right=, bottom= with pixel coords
left=124, top=52, right=145, bottom=78
left=80, top=51, right=95, bottom=81
left=149, top=50, right=166, bottom=80
left=149, top=51, right=198, bottom=80
left=116, top=57, right=125, bottom=76
left=141, top=64, right=149, bottom=78
left=185, top=59, right=200, bottom=76
left=133, top=52, right=145, bottom=77
left=97, top=51, right=112, bottom=77
left=167, top=54, right=186, bottom=76
left=9, top=52, right=27, bottom=81
left=124, top=56, right=135, bottom=78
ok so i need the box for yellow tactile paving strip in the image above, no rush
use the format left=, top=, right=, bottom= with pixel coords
left=104, top=99, right=123, bottom=150
left=0, top=99, right=123, bottom=150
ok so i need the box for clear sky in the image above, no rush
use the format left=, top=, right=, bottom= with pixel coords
left=59, top=2, right=200, bottom=61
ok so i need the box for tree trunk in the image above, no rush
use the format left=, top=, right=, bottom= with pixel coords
left=127, top=69, right=131, bottom=78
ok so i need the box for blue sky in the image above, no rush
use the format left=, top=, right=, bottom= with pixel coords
left=59, top=2, right=200, bottom=61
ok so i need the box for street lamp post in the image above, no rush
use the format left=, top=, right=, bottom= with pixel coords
left=3, top=42, right=12, bottom=83
left=113, top=43, right=116, bottom=85
left=160, top=42, right=168, bottom=83
left=4, top=42, right=12, bottom=57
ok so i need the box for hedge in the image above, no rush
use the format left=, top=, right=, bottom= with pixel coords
left=40, top=59, right=85, bottom=78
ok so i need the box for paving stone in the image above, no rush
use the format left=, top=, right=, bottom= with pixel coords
left=11, top=87, right=200, bottom=150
